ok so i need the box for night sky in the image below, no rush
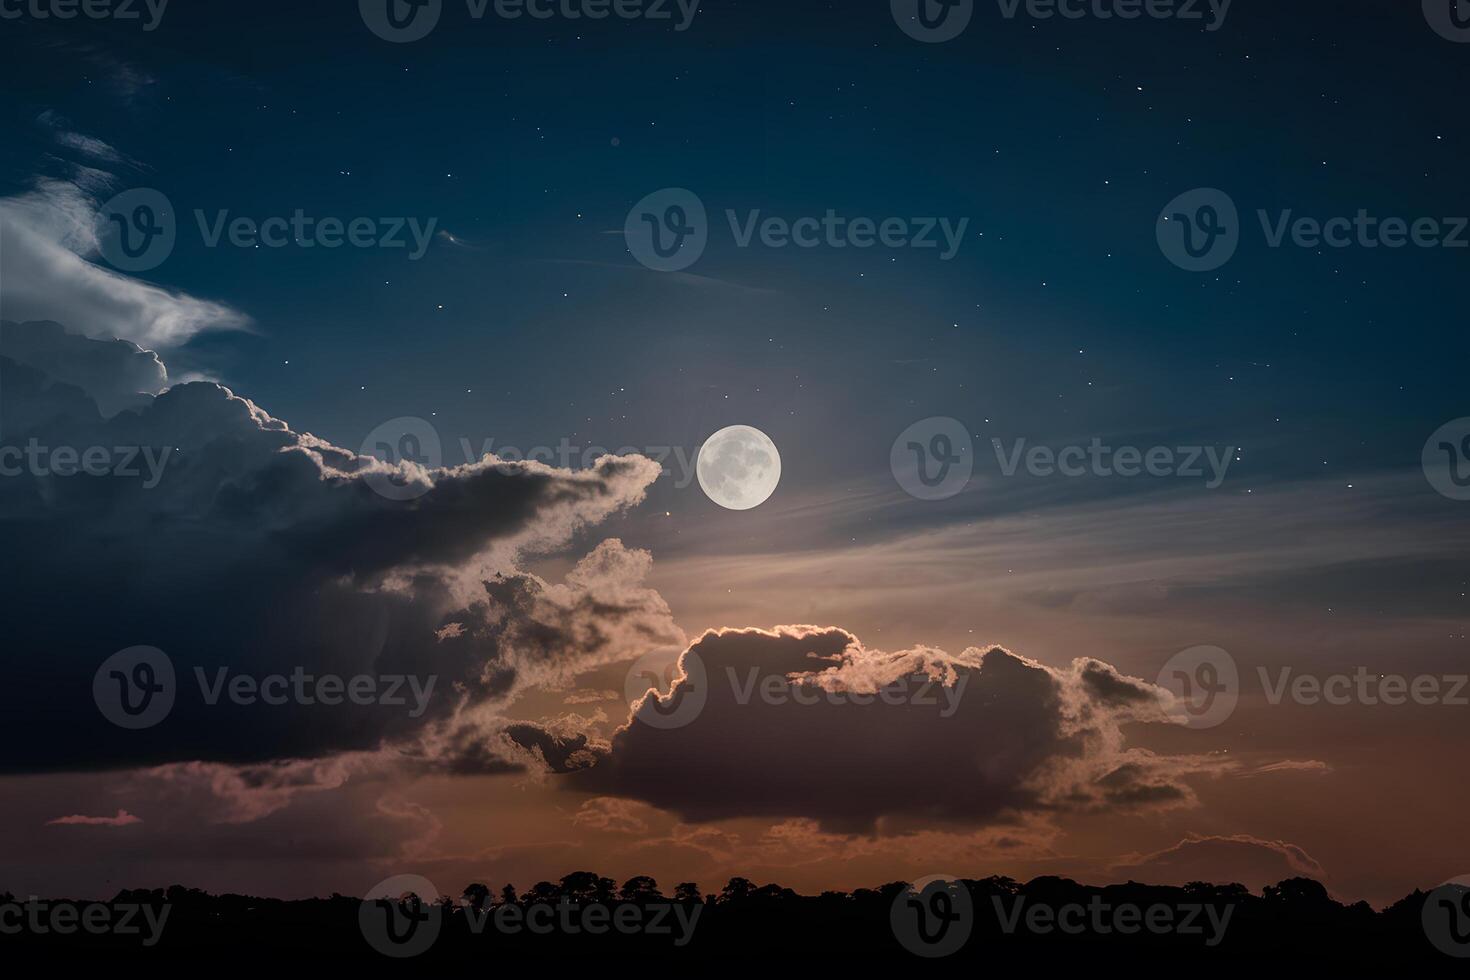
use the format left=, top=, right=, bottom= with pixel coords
left=1, top=0, right=1468, bottom=912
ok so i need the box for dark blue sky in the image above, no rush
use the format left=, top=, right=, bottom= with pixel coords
left=2, top=0, right=1467, bottom=521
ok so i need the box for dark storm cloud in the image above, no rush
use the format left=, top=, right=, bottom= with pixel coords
left=568, top=626, right=1205, bottom=833
left=0, top=321, right=671, bottom=774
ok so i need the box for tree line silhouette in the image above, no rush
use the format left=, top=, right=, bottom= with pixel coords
left=1, top=873, right=1458, bottom=964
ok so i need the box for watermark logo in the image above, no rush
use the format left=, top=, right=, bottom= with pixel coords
left=98, top=188, right=176, bottom=273
left=0, top=0, right=169, bottom=30
left=94, top=648, right=437, bottom=728
left=464, top=894, right=700, bottom=942
left=0, top=898, right=170, bottom=947
left=362, top=417, right=444, bottom=501
left=893, top=419, right=1235, bottom=498
left=624, top=648, right=707, bottom=730
left=625, top=188, right=707, bottom=272
left=995, top=0, right=1230, bottom=30
left=892, top=0, right=974, bottom=43
left=1424, top=0, right=1470, bottom=42
left=726, top=210, right=968, bottom=260
left=891, top=417, right=974, bottom=500
left=93, top=646, right=175, bottom=730
left=1161, top=188, right=1470, bottom=271
left=98, top=189, right=437, bottom=271
left=992, top=894, right=1233, bottom=945
left=362, top=0, right=698, bottom=42
left=729, top=670, right=967, bottom=716
left=1157, top=645, right=1238, bottom=729
left=367, top=420, right=715, bottom=499
left=1423, top=418, right=1470, bottom=501
left=894, top=0, right=1230, bottom=41
left=360, top=0, right=443, bottom=42
left=1424, top=879, right=1470, bottom=957
left=1157, top=188, right=1238, bottom=272
left=891, top=875, right=973, bottom=957
left=360, top=874, right=442, bottom=958
left=626, top=188, right=969, bottom=271
left=1259, top=667, right=1469, bottom=707
left=458, top=435, right=700, bottom=488
left=0, top=441, right=173, bottom=487
left=620, top=652, right=960, bottom=728
left=194, top=210, right=438, bottom=260
left=992, top=437, right=1233, bottom=487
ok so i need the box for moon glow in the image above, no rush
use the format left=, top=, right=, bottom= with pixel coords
left=696, top=425, right=782, bottom=510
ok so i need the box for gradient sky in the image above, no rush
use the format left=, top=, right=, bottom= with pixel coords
left=1, top=0, right=1468, bottom=909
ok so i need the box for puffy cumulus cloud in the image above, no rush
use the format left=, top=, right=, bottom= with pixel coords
left=386, top=541, right=685, bottom=779
left=1111, top=834, right=1327, bottom=892
left=0, top=321, right=673, bottom=778
left=434, top=539, right=686, bottom=696
left=565, top=626, right=1211, bottom=834
left=1, top=319, right=166, bottom=416
left=0, top=181, right=248, bottom=349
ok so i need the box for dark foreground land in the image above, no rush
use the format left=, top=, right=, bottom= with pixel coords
left=2, top=874, right=1463, bottom=965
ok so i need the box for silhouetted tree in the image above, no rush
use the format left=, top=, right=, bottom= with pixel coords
left=558, top=872, right=616, bottom=904
left=875, top=881, right=911, bottom=903
left=619, top=876, right=662, bottom=903
left=521, top=881, right=559, bottom=904
left=462, top=883, right=491, bottom=911
left=4, top=872, right=1446, bottom=965
left=719, top=877, right=755, bottom=903
left=1263, top=877, right=1334, bottom=909
left=750, top=883, right=798, bottom=902
left=499, top=884, right=517, bottom=906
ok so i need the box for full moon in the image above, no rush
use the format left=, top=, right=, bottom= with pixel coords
left=696, top=425, right=782, bottom=510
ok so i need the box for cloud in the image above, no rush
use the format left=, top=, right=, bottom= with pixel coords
left=46, top=809, right=142, bottom=827
left=37, top=111, right=137, bottom=167
left=0, top=181, right=249, bottom=349
left=1236, top=759, right=1333, bottom=778
left=436, top=229, right=486, bottom=249
left=564, top=625, right=1209, bottom=834
left=141, top=757, right=373, bottom=824
left=31, top=43, right=156, bottom=105
left=1, top=319, right=166, bottom=416
left=563, top=689, right=621, bottom=705
left=1111, top=834, right=1327, bottom=891
left=572, top=797, right=655, bottom=835
left=0, top=321, right=670, bottom=776
left=503, top=722, right=608, bottom=775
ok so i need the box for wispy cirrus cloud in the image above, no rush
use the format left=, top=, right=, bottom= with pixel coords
left=0, top=179, right=249, bottom=348
left=37, top=110, right=137, bottom=166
